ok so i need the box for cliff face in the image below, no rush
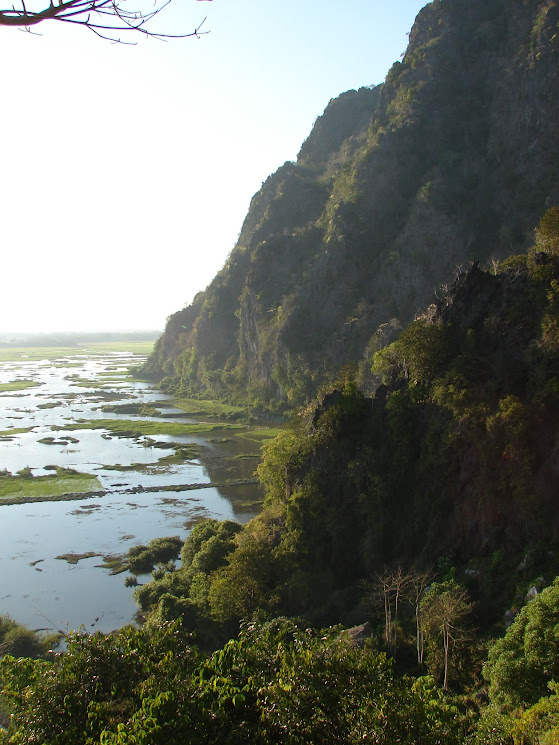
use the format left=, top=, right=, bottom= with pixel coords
left=262, top=239, right=559, bottom=605
left=144, top=0, right=559, bottom=407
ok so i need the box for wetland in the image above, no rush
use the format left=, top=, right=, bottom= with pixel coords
left=0, top=342, right=278, bottom=635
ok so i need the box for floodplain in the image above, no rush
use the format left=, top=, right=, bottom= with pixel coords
left=0, top=343, right=278, bottom=634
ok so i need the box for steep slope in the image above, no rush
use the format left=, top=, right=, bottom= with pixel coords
left=253, top=220, right=559, bottom=623
left=134, top=210, right=559, bottom=634
left=144, top=0, right=559, bottom=408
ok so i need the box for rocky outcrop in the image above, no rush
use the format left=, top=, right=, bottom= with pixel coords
left=268, top=252, right=559, bottom=608
left=340, top=622, right=373, bottom=650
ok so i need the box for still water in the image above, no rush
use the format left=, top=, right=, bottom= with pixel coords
left=0, top=349, right=262, bottom=634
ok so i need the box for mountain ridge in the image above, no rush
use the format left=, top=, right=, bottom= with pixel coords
left=143, top=0, right=559, bottom=409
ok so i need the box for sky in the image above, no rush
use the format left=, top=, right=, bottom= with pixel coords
left=0, top=0, right=428, bottom=334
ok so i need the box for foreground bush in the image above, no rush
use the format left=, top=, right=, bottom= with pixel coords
left=0, top=619, right=465, bottom=745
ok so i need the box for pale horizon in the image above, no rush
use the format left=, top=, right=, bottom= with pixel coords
left=0, top=0, right=427, bottom=334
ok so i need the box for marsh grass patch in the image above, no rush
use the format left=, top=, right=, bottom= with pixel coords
left=0, top=428, right=33, bottom=438
left=0, top=347, right=79, bottom=362
left=79, top=341, right=154, bottom=355
left=0, top=467, right=102, bottom=503
left=173, top=398, right=246, bottom=419
left=70, top=504, right=102, bottom=515
left=55, top=552, right=101, bottom=565
left=235, top=427, right=282, bottom=443
left=95, top=555, right=128, bottom=575
left=100, top=403, right=161, bottom=417
left=55, top=418, right=243, bottom=437
left=38, top=436, right=80, bottom=446
left=0, top=380, right=41, bottom=392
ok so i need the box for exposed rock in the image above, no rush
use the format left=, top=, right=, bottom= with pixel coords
left=465, top=568, right=480, bottom=579
left=525, top=579, right=547, bottom=603
left=340, top=622, right=373, bottom=650
left=504, top=608, right=518, bottom=627
left=312, top=390, right=343, bottom=428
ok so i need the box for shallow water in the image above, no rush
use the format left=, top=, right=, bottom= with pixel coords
left=0, top=350, right=263, bottom=634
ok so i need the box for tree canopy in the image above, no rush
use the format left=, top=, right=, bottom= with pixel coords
left=0, top=619, right=463, bottom=745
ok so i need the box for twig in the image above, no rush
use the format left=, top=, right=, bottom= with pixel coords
left=0, top=0, right=211, bottom=44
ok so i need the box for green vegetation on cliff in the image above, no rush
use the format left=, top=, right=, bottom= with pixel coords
left=4, top=215, right=559, bottom=743
left=132, top=210, right=559, bottom=641
left=143, top=0, right=559, bottom=410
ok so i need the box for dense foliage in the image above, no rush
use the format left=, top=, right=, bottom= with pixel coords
left=484, top=578, right=559, bottom=710
left=0, top=617, right=56, bottom=662
left=1, top=619, right=467, bottom=745
left=126, top=536, right=183, bottom=575
left=4, top=582, right=559, bottom=743
left=472, top=579, right=559, bottom=744
left=0, top=617, right=58, bottom=731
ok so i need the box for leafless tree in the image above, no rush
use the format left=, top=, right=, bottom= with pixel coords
left=421, top=583, right=472, bottom=690
left=364, top=564, right=434, bottom=663
left=373, top=565, right=412, bottom=654
left=407, top=566, right=433, bottom=665
left=0, top=0, right=211, bottom=44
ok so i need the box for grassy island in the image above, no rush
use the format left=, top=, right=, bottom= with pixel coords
left=0, top=467, right=102, bottom=505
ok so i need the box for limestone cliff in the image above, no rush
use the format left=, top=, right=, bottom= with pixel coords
left=143, top=0, right=559, bottom=408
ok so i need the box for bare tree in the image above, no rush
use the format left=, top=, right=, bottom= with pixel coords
left=421, top=582, right=472, bottom=690
left=364, top=565, right=434, bottom=664
left=0, top=0, right=211, bottom=44
left=407, top=566, right=433, bottom=666
left=373, top=565, right=412, bottom=655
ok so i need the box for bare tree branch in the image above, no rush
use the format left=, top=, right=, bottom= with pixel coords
left=406, top=565, right=433, bottom=665
left=421, top=582, right=473, bottom=690
left=0, top=0, right=212, bottom=44
left=367, top=564, right=414, bottom=656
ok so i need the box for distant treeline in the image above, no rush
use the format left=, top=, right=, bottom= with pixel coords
left=0, top=331, right=160, bottom=348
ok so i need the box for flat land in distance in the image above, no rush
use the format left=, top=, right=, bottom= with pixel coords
left=79, top=341, right=155, bottom=355
left=0, top=340, right=155, bottom=362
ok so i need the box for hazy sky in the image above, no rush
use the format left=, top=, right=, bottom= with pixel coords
left=0, top=0, right=427, bottom=334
